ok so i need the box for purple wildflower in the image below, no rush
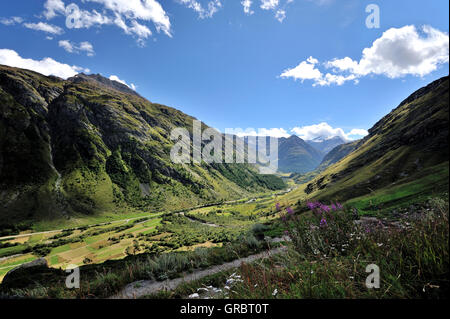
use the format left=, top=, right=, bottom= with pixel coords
left=320, top=218, right=328, bottom=227
left=276, top=202, right=281, bottom=211
left=321, top=204, right=330, bottom=213
left=286, top=207, right=294, bottom=215
left=331, top=203, right=337, bottom=211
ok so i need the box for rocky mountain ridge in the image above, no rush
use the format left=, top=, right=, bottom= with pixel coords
left=0, top=65, right=284, bottom=223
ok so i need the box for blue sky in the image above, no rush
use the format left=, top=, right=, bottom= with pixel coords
left=0, top=0, right=448, bottom=141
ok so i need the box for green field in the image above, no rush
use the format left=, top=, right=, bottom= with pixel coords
left=1, top=167, right=448, bottom=289
left=0, top=188, right=288, bottom=283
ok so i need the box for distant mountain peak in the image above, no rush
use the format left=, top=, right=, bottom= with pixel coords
left=308, top=135, right=346, bottom=143
left=287, top=134, right=303, bottom=141
left=309, top=136, right=326, bottom=142
left=306, top=135, right=346, bottom=155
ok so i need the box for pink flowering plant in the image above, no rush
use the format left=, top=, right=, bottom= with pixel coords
left=281, top=201, right=359, bottom=258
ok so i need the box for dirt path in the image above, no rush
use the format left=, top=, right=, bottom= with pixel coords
left=111, top=246, right=287, bottom=299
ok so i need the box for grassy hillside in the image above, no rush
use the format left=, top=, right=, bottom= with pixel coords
left=278, top=135, right=324, bottom=173
left=0, top=65, right=284, bottom=227
left=317, top=139, right=360, bottom=171
left=300, top=76, right=448, bottom=204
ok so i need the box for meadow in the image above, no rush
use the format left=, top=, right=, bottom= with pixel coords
left=0, top=187, right=292, bottom=283
left=0, top=170, right=447, bottom=299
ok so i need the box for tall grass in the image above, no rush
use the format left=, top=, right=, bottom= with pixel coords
left=229, top=198, right=449, bottom=299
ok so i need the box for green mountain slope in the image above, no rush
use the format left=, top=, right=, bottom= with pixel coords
left=316, top=139, right=360, bottom=171
left=303, top=76, right=449, bottom=204
left=278, top=135, right=324, bottom=173
left=0, top=65, right=284, bottom=224
left=243, top=135, right=324, bottom=174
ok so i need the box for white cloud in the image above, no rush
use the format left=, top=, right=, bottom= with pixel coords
left=114, top=16, right=152, bottom=45
left=0, top=48, right=89, bottom=79
left=0, top=16, right=23, bottom=26
left=260, top=0, right=279, bottom=10
left=260, top=0, right=293, bottom=23
left=280, top=56, right=323, bottom=82
left=109, top=75, right=137, bottom=91
left=87, top=0, right=171, bottom=36
left=232, top=124, right=368, bottom=140
left=314, top=73, right=358, bottom=86
left=291, top=122, right=368, bottom=141
left=58, top=40, right=75, bottom=53
left=43, top=0, right=65, bottom=19
left=328, top=25, right=449, bottom=78
left=42, top=0, right=171, bottom=45
left=280, top=56, right=358, bottom=87
left=282, top=25, right=449, bottom=87
left=275, top=9, right=286, bottom=22
left=178, top=0, right=223, bottom=19
left=241, top=0, right=291, bottom=22
left=69, top=8, right=112, bottom=29
left=78, top=42, right=95, bottom=56
left=235, top=128, right=290, bottom=138
left=109, top=75, right=127, bottom=85
left=23, top=22, right=64, bottom=35
left=241, top=0, right=254, bottom=15
left=348, top=128, right=369, bottom=136
left=59, top=40, right=95, bottom=56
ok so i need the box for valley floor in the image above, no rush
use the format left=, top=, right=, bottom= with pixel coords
left=0, top=166, right=448, bottom=299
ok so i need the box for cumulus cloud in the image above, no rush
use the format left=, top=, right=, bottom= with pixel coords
left=241, top=0, right=254, bottom=15
left=232, top=124, right=367, bottom=140
left=0, top=16, right=24, bottom=26
left=347, top=128, right=369, bottom=137
left=178, top=0, right=223, bottom=19
left=291, top=122, right=368, bottom=141
left=260, top=0, right=279, bottom=10
left=59, top=40, right=95, bottom=56
left=0, top=48, right=89, bottom=79
left=280, top=57, right=358, bottom=86
left=327, top=25, right=449, bottom=78
left=23, top=22, right=64, bottom=35
left=87, top=0, right=171, bottom=36
left=43, top=0, right=66, bottom=19
left=281, top=25, right=449, bottom=87
left=235, top=128, right=290, bottom=138
left=42, top=0, right=171, bottom=45
left=109, top=75, right=137, bottom=90
left=280, top=56, right=323, bottom=82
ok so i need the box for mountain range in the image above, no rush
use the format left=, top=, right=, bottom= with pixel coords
left=244, top=135, right=346, bottom=174
left=306, top=136, right=347, bottom=154
left=0, top=65, right=285, bottom=224
left=303, top=75, right=449, bottom=205
left=1, top=65, right=448, bottom=225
